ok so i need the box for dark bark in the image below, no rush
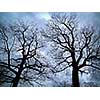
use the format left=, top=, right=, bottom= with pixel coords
left=12, top=67, right=23, bottom=87
left=8, top=51, right=10, bottom=67
left=12, top=56, right=26, bottom=87
left=12, top=64, right=24, bottom=87
left=12, top=73, right=21, bottom=87
left=71, top=50, right=80, bottom=87
left=72, top=67, right=80, bottom=87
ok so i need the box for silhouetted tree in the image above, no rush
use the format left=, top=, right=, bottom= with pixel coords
left=43, top=13, right=100, bottom=87
left=0, top=21, right=48, bottom=87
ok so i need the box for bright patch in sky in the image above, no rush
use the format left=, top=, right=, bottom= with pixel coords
left=36, top=13, right=51, bottom=20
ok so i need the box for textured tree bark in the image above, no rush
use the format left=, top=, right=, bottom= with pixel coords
left=72, top=67, right=80, bottom=87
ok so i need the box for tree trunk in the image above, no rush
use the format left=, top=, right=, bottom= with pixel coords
left=72, top=67, right=80, bottom=87
left=12, top=67, right=23, bottom=87
left=12, top=72, right=21, bottom=87
left=12, top=57, right=26, bottom=87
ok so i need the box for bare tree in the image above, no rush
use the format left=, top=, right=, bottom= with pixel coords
left=0, top=21, right=48, bottom=87
left=43, top=13, right=100, bottom=87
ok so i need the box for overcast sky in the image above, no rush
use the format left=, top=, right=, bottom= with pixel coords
left=0, top=12, right=100, bottom=27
